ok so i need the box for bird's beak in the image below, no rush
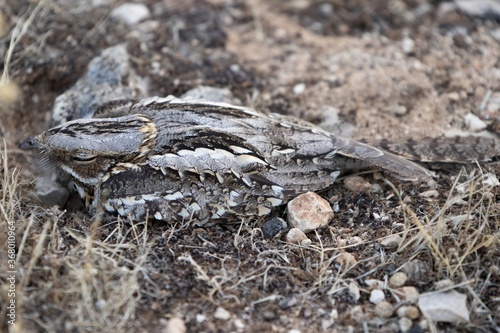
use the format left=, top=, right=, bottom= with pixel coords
left=19, top=136, right=43, bottom=150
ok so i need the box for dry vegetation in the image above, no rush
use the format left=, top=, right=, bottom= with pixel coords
left=1, top=0, right=499, bottom=332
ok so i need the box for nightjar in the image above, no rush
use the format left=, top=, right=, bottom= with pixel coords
left=20, top=96, right=432, bottom=223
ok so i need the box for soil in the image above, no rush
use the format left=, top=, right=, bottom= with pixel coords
left=0, top=0, right=499, bottom=332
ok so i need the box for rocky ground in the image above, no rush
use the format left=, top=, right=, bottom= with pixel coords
left=0, top=0, right=499, bottom=332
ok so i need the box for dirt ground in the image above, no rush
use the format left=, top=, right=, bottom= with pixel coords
left=0, top=0, right=499, bottom=332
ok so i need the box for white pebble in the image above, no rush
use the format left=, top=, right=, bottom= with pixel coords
left=293, top=83, right=306, bottom=95
left=464, top=112, right=487, bottom=131
left=214, top=307, right=231, bottom=320
left=369, top=289, right=385, bottom=304
left=111, top=3, right=150, bottom=26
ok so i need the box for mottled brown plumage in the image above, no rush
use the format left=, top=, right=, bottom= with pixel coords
left=20, top=96, right=432, bottom=223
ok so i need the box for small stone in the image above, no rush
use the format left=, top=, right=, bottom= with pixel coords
left=214, top=307, right=231, bottom=320
left=380, top=235, right=403, bottom=249
left=263, top=310, right=276, bottom=321
left=403, top=260, right=429, bottom=282
left=418, top=290, right=470, bottom=323
left=181, top=86, right=234, bottom=104
left=348, top=282, right=361, bottom=302
left=389, top=272, right=408, bottom=288
left=398, top=317, right=413, bottom=332
left=111, top=3, right=150, bottom=26
left=401, top=37, right=415, bottom=54
left=287, top=192, right=333, bottom=232
left=261, top=217, right=285, bottom=239
left=370, top=183, right=383, bottom=193
left=369, top=289, right=385, bottom=304
left=397, top=305, right=420, bottom=320
left=394, top=286, right=420, bottom=302
left=286, top=228, right=311, bottom=246
left=365, top=279, right=384, bottom=290
left=464, top=113, right=487, bottom=131
left=347, top=236, right=363, bottom=246
left=419, top=190, right=439, bottom=198
left=350, top=305, right=367, bottom=323
left=195, top=314, right=205, bottom=323
left=419, top=318, right=429, bottom=330
left=165, top=317, right=186, bottom=333
left=279, top=297, right=297, bottom=310
left=375, top=301, right=394, bottom=318
left=343, top=175, right=372, bottom=192
left=330, top=309, right=339, bottom=320
left=434, top=279, right=454, bottom=290
left=388, top=104, right=409, bottom=116
left=455, top=0, right=500, bottom=19
left=234, top=319, right=245, bottom=330
left=33, top=172, right=72, bottom=207
left=336, top=237, right=347, bottom=247
left=335, top=252, right=357, bottom=269
left=483, top=173, right=500, bottom=187
left=293, top=83, right=306, bottom=95
left=447, top=92, right=460, bottom=102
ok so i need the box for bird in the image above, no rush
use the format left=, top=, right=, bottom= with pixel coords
left=19, top=96, right=432, bottom=223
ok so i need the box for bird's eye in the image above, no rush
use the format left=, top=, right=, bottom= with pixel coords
left=72, top=152, right=96, bottom=163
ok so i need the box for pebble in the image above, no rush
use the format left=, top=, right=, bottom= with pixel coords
left=380, top=235, right=403, bottom=249
left=447, top=91, right=460, bottom=102
left=464, top=112, right=487, bottom=131
left=287, top=192, right=333, bottom=232
left=214, top=307, right=231, bottom=320
left=388, top=104, right=409, bottom=116
left=365, top=279, right=384, bottom=290
left=394, top=286, right=420, bottom=302
left=335, top=252, right=357, bottom=268
left=370, top=183, right=383, bottom=193
left=398, top=317, right=413, bottom=332
left=286, top=228, right=311, bottom=246
left=343, top=175, right=372, bottom=192
left=350, top=305, right=367, bottom=323
left=369, top=289, right=385, bottom=304
left=375, top=301, right=394, bottom=318
left=418, top=290, right=470, bottom=323
left=347, top=236, right=363, bottom=246
left=164, top=317, right=186, bottom=333
left=234, top=319, right=245, bottom=330
left=111, top=3, right=151, bottom=26
left=455, top=0, right=500, bottom=19
left=263, top=310, right=276, bottom=321
left=483, top=173, right=500, bottom=187
left=397, top=305, right=420, bottom=320
left=348, top=282, right=361, bottom=302
left=389, top=272, right=408, bottom=288
left=419, top=190, right=439, bottom=198
left=434, top=279, right=454, bottom=290
left=401, top=37, right=415, bottom=54
left=261, top=217, right=285, bottom=239
left=181, top=86, right=234, bottom=103
left=403, top=259, right=429, bottom=282
left=195, top=314, right=205, bottom=323
left=293, top=83, right=306, bottom=95
left=279, top=297, right=297, bottom=310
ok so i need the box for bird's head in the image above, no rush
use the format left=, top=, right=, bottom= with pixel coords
left=19, top=114, right=157, bottom=185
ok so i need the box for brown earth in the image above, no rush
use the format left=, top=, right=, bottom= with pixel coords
left=0, top=1, right=499, bottom=332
